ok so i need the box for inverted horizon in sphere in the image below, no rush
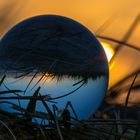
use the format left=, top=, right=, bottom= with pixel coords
left=0, top=15, right=109, bottom=120
left=0, top=15, right=108, bottom=79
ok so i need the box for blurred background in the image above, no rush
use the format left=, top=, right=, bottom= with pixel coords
left=0, top=0, right=140, bottom=106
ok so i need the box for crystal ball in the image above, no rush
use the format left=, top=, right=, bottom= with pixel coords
left=0, top=15, right=108, bottom=120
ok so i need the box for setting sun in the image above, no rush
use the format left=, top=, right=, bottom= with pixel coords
left=101, top=42, right=115, bottom=62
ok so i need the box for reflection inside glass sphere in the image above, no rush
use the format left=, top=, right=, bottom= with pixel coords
left=0, top=15, right=109, bottom=121
left=0, top=73, right=108, bottom=120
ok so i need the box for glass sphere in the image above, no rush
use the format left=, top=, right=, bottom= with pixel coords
left=0, top=15, right=108, bottom=120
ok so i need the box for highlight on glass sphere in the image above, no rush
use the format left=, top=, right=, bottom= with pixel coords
left=0, top=15, right=109, bottom=121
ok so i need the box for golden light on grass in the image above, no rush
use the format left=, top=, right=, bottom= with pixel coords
left=101, top=42, right=115, bottom=62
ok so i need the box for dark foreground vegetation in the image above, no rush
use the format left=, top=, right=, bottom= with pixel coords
left=0, top=75, right=140, bottom=140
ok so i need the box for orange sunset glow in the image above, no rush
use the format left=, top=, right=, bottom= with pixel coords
left=0, top=0, right=140, bottom=89
left=0, top=1, right=140, bottom=139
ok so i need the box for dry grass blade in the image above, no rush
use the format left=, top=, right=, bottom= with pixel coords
left=50, top=81, right=85, bottom=100
left=53, top=107, right=64, bottom=140
left=25, top=87, right=40, bottom=121
left=95, top=14, right=117, bottom=35
left=109, top=69, right=140, bottom=91
left=0, top=75, right=6, bottom=87
left=39, top=93, right=55, bottom=122
left=123, top=72, right=139, bottom=118
left=97, top=35, right=140, bottom=52
left=109, top=13, right=140, bottom=65
left=0, top=90, right=23, bottom=95
left=24, top=71, right=38, bottom=94
left=0, top=119, right=17, bottom=140
left=0, top=95, right=49, bottom=100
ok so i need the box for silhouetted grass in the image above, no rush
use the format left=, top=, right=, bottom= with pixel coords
left=0, top=73, right=140, bottom=140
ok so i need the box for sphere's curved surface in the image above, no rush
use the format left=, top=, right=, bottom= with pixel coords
left=0, top=15, right=109, bottom=120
